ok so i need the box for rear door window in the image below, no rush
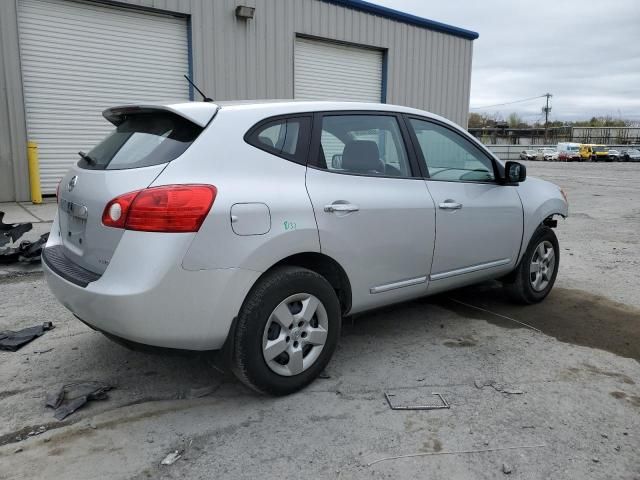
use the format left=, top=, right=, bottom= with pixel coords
left=315, top=114, right=412, bottom=177
left=79, top=112, right=202, bottom=170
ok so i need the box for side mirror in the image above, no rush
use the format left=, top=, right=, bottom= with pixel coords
left=504, top=161, right=526, bottom=184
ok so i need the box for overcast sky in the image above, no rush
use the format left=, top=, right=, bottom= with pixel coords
left=373, top=0, right=640, bottom=122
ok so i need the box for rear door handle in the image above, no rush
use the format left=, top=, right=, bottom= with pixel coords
left=438, top=201, right=463, bottom=210
left=324, top=203, right=359, bottom=213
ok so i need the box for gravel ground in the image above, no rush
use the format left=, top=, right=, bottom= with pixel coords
left=0, top=162, right=638, bottom=480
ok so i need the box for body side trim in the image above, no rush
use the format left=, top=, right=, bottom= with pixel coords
left=430, top=258, right=511, bottom=281
left=370, top=275, right=427, bottom=294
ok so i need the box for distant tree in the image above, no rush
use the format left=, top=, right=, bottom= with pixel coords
left=572, top=116, right=627, bottom=127
left=468, top=112, right=486, bottom=128
left=507, top=112, right=522, bottom=128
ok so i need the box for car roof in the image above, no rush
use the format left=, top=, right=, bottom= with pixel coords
left=166, top=99, right=456, bottom=126
left=104, top=100, right=470, bottom=141
left=211, top=99, right=426, bottom=114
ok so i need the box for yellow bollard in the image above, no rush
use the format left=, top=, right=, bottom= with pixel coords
left=27, top=141, right=42, bottom=204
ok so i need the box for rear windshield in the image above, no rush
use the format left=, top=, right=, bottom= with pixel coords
left=78, top=112, right=202, bottom=170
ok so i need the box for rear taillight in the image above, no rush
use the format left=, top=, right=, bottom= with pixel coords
left=102, top=185, right=217, bottom=233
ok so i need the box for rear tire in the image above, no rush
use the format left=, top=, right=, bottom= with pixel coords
left=231, top=266, right=341, bottom=395
left=503, top=226, right=559, bottom=304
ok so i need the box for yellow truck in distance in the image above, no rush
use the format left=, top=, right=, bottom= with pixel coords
left=579, top=144, right=610, bottom=161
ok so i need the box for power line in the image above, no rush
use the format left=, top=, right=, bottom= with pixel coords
left=470, top=95, right=547, bottom=110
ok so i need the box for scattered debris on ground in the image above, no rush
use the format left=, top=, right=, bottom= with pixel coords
left=0, top=322, right=54, bottom=352
left=45, top=381, right=114, bottom=421
left=474, top=380, right=524, bottom=395
left=0, top=212, right=32, bottom=247
left=0, top=233, right=49, bottom=265
left=27, top=426, right=47, bottom=437
left=161, top=450, right=183, bottom=466
left=384, top=391, right=450, bottom=410
left=366, top=444, right=546, bottom=467
left=33, top=347, right=54, bottom=355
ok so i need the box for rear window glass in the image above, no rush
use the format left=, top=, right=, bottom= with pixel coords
left=78, top=112, right=202, bottom=170
left=244, top=116, right=311, bottom=165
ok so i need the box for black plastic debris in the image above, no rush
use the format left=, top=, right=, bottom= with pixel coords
left=0, top=233, right=49, bottom=265
left=46, top=382, right=114, bottom=421
left=20, top=233, right=49, bottom=263
left=0, top=212, right=32, bottom=247
left=0, top=322, right=54, bottom=352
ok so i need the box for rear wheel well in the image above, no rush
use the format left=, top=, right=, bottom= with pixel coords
left=269, top=253, right=352, bottom=314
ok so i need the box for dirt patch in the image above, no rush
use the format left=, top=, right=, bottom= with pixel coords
left=420, top=438, right=443, bottom=453
left=581, top=363, right=635, bottom=385
left=610, top=391, right=640, bottom=408
left=436, top=283, right=640, bottom=362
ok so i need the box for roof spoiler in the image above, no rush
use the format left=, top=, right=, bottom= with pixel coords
left=103, top=103, right=219, bottom=128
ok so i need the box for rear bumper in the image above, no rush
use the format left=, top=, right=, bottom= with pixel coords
left=43, top=226, right=261, bottom=350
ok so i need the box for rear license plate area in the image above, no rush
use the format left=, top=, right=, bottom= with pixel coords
left=60, top=199, right=88, bottom=248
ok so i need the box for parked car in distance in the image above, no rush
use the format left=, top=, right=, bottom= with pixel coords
left=558, top=151, right=581, bottom=162
left=537, top=148, right=557, bottom=161
left=608, top=149, right=621, bottom=161
left=43, top=100, right=569, bottom=395
left=621, top=148, right=640, bottom=162
left=519, top=149, right=537, bottom=160
left=557, top=142, right=582, bottom=162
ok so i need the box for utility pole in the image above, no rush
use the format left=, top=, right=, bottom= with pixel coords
left=542, top=93, right=552, bottom=143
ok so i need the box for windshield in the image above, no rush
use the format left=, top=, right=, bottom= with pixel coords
left=79, top=112, right=202, bottom=170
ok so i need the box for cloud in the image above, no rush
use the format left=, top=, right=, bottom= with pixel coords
left=371, top=0, right=640, bottom=120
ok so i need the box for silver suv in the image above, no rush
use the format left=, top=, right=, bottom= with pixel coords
left=44, top=101, right=568, bottom=395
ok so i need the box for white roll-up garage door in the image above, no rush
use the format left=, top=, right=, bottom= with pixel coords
left=17, top=0, right=190, bottom=193
left=294, top=37, right=383, bottom=103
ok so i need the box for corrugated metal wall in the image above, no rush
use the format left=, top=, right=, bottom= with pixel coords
left=0, top=0, right=474, bottom=201
left=18, top=0, right=191, bottom=193
left=294, top=37, right=383, bottom=102
left=0, top=0, right=28, bottom=202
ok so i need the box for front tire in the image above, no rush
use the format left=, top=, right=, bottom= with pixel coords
left=231, top=266, right=341, bottom=395
left=503, top=226, right=559, bottom=304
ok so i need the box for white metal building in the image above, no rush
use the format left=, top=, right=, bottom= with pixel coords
left=0, top=0, right=478, bottom=201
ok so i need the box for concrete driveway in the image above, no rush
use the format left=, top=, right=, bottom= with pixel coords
left=0, top=163, right=639, bottom=479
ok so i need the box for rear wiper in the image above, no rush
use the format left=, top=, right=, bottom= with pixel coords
left=77, top=151, right=96, bottom=165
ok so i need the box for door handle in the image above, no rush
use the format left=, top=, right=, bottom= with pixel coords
left=324, top=203, right=359, bottom=213
left=438, top=201, right=463, bottom=210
